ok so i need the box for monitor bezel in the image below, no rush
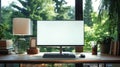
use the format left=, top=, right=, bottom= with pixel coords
left=37, top=20, right=84, bottom=46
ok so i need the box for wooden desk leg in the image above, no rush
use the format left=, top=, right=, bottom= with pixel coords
left=104, top=63, right=106, bottom=67
left=75, top=46, right=83, bottom=67
left=98, top=63, right=99, bottom=67
left=75, top=63, right=83, bottom=67
left=4, top=64, right=6, bottom=67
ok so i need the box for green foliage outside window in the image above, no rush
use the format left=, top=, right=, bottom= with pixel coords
left=2, top=0, right=74, bottom=52
left=0, top=6, right=13, bottom=39
left=1, top=0, right=117, bottom=53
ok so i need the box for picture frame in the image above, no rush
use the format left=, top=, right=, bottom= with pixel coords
left=30, top=37, right=36, bottom=48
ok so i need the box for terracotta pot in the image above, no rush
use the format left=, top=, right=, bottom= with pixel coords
left=100, top=44, right=110, bottom=54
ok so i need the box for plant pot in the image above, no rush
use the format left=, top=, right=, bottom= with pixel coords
left=100, top=44, right=110, bottom=54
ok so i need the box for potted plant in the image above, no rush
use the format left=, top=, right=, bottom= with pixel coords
left=0, top=23, right=9, bottom=40
left=0, top=23, right=14, bottom=54
left=97, top=36, right=113, bottom=54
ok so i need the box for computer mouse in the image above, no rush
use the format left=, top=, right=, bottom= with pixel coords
left=79, top=54, right=85, bottom=58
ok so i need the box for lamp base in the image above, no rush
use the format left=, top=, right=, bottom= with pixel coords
left=27, top=47, right=39, bottom=54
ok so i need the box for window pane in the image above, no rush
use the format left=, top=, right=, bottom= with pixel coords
left=1, top=0, right=75, bottom=52
left=53, top=0, right=75, bottom=20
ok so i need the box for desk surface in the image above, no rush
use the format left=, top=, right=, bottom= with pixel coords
left=0, top=52, right=120, bottom=63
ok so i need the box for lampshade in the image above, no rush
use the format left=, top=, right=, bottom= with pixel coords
left=13, top=18, right=32, bottom=35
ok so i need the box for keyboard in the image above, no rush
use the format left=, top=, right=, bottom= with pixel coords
left=43, top=53, right=76, bottom=58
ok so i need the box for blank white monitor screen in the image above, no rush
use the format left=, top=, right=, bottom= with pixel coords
left=37, top=21, right=84, bottom=46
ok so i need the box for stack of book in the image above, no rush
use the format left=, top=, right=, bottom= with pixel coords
left=109, top=41, right=120, bottom=56
left=0, top=40, right=13, bottom=55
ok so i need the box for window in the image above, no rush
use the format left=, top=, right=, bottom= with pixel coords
left=1, top=0, right=83, bottom=52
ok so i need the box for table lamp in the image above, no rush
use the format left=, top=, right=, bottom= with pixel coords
left=13, top=18, right=32, bottom=35
left=13, top=18, right=33, bottom=53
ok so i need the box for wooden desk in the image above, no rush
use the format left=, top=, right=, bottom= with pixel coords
left=0, top=52, right=120, bottom=67
left=0, top=52, right=120, bottom=63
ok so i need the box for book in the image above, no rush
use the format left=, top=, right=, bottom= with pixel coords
left=0, top=49, right=13, bottom=55
left=109, top=41, right=114, bottom=55
left=0, top=40, right=7, bottom=47
left=116, top=41, right=120, bottom=56
left=110, top=41, right=120, bottom=56
left=0, top=40, right=13, bottom=49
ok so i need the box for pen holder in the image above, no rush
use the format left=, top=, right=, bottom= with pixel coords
left=27, top=47, right=39, bottom=54
left=92, top=45, right=97, bottom=55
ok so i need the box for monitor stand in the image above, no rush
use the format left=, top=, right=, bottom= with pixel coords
left=59, top=46, right=63, bottom=54
left=43, top=46, right=76, bottom=58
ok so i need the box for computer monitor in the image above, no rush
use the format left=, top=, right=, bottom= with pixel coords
left=37, top=21, right=84, bottom=46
